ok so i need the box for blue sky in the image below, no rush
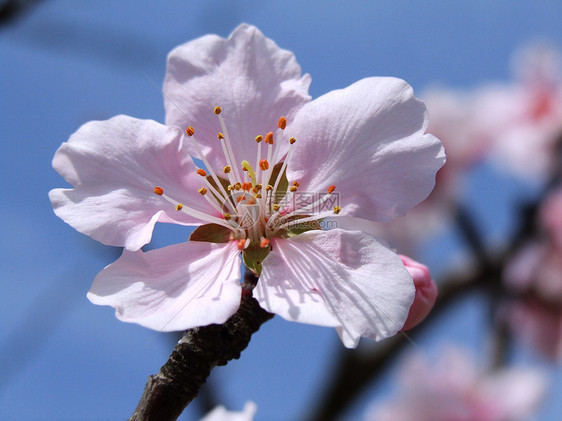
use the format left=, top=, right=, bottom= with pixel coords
left=2, top=1, right=562, bottom=420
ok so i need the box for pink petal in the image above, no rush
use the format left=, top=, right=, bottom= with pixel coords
left=49, top=115, right=219, bottom=250
left=87, top=241, right=242, bottom=331
left=287, top=77, right=445, bottom=222
left=399, top=255, right=438, bottom=330
left=254, top=229, right=415, bottom=348
left=164, top=24, right=311, bottom=171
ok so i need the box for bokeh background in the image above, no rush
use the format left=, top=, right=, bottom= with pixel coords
left=2, top=1, right=562, bottom=420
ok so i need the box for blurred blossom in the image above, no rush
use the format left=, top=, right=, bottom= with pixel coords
left=502, top=187, right=562, bottom=359
left=200, top=401, right=257, bottom=421
left=366, top=347, right=546, bottom=421
left=478, top=42, right=562, bottom=180
left=400, top=255, right=438, bottom=331
left=375, top=42, right=562, bottom=255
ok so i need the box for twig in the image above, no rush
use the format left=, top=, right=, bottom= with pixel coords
left=128, top=273, right=273, bottom=421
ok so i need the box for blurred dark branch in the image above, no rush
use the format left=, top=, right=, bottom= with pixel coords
left=0, top=0, right=43, bottom=27
left=128, top=273, right=273, bottom=421
left=454, top=204, right=489, bottom=266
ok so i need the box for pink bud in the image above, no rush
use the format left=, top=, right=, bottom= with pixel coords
left=400, top=255, right=438, bottom=330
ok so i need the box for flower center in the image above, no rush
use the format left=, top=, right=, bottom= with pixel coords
left=153, top=106, right=339, bottom=251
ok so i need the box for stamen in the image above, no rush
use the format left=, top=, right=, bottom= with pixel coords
left=198, top=187, right=208, bottom=196
left=255, top=135, right=263, bottom=143
left=224, top=213, right=231, bottom=221
left=289, top=137, right=296, bottom=144
left=328, top=185, right=336, bottom=194
left=264, top=132, right=274, bottom=145
left=154, top=186, right=164, bottom=196
left=215, top=107, right=242, bottom=182
left=333, top=206, right=341, bottom=214
left=217, top=132, right=225, bottom=140
left=237, top=239, right=249, bottom=250
left=259, top=159, right=269, bottom=171
left=278, top=116, right=287, bottom=130
left=292, top=181, right=300, bottom=187
left=289, top=185, right=298, bottom=192
left=157, top=190, right=239, bottom=234
left=196, top=169, right=207, bottom=177
left=185, top=127, right=232, bottom=208
left=224, top=165, right=231, bottom=174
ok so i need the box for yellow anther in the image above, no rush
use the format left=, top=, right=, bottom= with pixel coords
left=154, top=186, right=164, bottom=196
left=198, top=187, right=208, bottom=196
left=333, top=206, right=341, bottom=214
left=265, top=131, right=274, bottom=145
left=290, top=185, right=298, bottom=192
left=214, top=106, right=222, bottom=115
left=234, top=182, right=242, bottom=190
left=273, top=204, right=280, bottom=211
left=328, top=185, right=336, bottom=194
left=255, top=135, right=263, bottom=143
left=217, top=132, right=225, bottom=140
left=292, top=181, right=300, bottom=187
left=259, top=159, right=269, bottom=171
left=224, top=165, right=231, bottom=174
left=256, top=194, right=262, bottom=199
left=260, top=237, right=270, bottom=248
left=278, top=116, right=287, bottom=130
left=241, top=160, right=257, bottom=186
left=196, top=169, right=207, bottom=177
left=265, top=185, right=273, bottom=192
left=289, top=137, right=296, bottom=144
left=175, top=203, right=184, bottom=211
left=223, top=213, right=231, bottom=221
left=227, top=185, right=233, bottom=191
left=185, top=126, right=195, bottom=137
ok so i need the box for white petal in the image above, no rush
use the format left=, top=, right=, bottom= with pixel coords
left=164, top=24, right=311, bottom=170
left=49, top=115, right=219, bottom=250
left=255, top=229, right=415, bottom=348
left=87, top=241, right=242, bottom=331
left=287, top=77, right=445, bottom=222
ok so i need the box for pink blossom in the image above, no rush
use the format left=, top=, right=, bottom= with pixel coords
left=367, top=348, right=546, bottom=421
left=502, top=187, right=562, bottom=358
left=49, top=24, right=445, bottom=348
left=200, top=401, right=256, bottom=421
left=475, top=43, right=562, bottom=180
left=400, top=255, right=438, bottom=330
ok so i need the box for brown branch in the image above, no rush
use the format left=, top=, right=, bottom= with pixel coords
left=128, top=274, right=273, bottom=421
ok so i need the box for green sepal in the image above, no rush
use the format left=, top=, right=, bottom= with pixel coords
left=190, top=223, right=232, bottom=243
left=285, top=216, right=323, bottom=237
left=242, top=243, right=271, bottom=276
left=267, top=162, right=288, bottom=200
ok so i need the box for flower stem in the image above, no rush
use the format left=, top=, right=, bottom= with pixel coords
left=128, top=272, right=273, bottom=421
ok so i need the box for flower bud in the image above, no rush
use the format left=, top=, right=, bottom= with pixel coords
left=400, top=255, right=438, bottom=330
